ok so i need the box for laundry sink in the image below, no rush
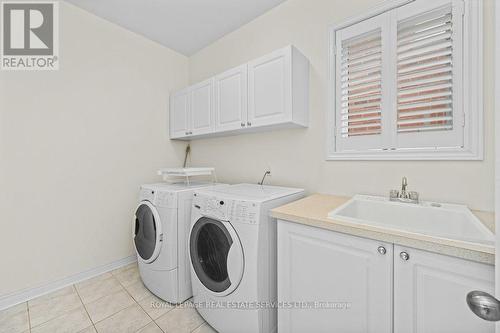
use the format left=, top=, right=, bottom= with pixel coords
left=328, top=195, right=495, bottom=245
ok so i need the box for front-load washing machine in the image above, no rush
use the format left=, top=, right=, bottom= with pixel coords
left=134, top=182, right=226, bottom=304
left=189, top=184, right=305, bottom=333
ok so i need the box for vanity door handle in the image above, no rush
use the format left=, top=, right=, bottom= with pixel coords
left=400, top=251, right=410, bottom=261
left=377, top=246, right=386, bottom=255
left=467, top=291, right=500, bottom=321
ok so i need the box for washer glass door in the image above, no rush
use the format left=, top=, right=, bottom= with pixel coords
left=190, top=217, right=243, bottom=295
left=134, top=201, right=162, bottom=263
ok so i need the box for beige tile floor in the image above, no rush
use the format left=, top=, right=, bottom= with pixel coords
left=0, top=263, right=218, bottom=333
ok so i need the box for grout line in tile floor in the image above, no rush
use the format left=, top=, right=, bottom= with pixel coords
left=1, top=262, right=215, bottom=333
left=74, top=283, right=97, bottom=333
left=112, top=268, right=156, bottom=332
left=26, top=301, right=32, bottom=333
left=111, top=265, right=206, bottom=333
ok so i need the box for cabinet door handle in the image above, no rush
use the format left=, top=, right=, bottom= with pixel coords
left=400, top=251, right=410, bottom=261
left=377, top=246, right=386, bottom=255
left=247, top=121, right=252, bottom=126
left=467, top=291, right=500, bottom=322
left=241, top=122, right=245, bottom=127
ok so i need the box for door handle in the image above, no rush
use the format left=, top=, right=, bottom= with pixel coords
left=466, top=291, right=500, bottom=321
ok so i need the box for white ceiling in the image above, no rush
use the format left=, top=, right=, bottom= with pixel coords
left=65, top=0, right=286, bottom=56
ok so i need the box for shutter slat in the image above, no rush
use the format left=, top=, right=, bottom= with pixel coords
left=398, top=116, right=452, bottom=125
left=398, top=48, right=452, bottom=66
left=398, top=91, right=451, bottom=103
left=398, top=12, right=452, bottom=38
left=344, top=91, right=381, bottom=101
left=399, top=107, right=452, bottom=118
left=340, top=29, right=383, bottom=138
left=398, top=82, right=452, bottom=95
left=398, top=22, right=452, bottom=43
left=397, top=31, right=452, bottom=53
left=342, top=76, right=381, bottom=90
left=341, top=110, right=381, bottom=118
left=398, top=98, right=452, bottom=111
left=397, top=4, right=454, bottom=134
left=398, top=125, right=453, bottom=133
left=397, top=40, right=452, bottom=60
left=342, top=52, right=382, bottom=69
left=398, top=66, right=451, bottom=81
left=398, top=57, right=452, bottom=75
left=398, top=74, right=452, bottom=90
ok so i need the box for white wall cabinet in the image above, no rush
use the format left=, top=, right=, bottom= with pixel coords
left=214, top=64, right=248, bottom=132
left=169, top=45, right=309, bottom=140
left=394, top=245, right=495, bottom=333
left=277, top=220, right=495, bottom=333
left=248, top=46, right=308, bottom=128
left=190, top=79, right=214, bottom=136
left=169, top=79, right=214, bottom=139
left=169, top=88, right=191, bottom=139
left=277, top=221, right=393, bottom=333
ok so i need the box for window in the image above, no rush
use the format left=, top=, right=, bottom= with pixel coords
left=328, top=0, right=483, bottom=160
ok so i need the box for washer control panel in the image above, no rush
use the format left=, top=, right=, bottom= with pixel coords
left=229, top=200, right=259, bottom=225
left=194, top=194, right=259, bottom=224
left=195, top=194, right=229, bottom=221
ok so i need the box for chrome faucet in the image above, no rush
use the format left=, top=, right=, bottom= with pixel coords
left=390, top=177, right=419, bottom=204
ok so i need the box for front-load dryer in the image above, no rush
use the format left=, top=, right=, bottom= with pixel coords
left=134, top=182, right=226, bottom=304
left=189, top=184, right=305, bottom=333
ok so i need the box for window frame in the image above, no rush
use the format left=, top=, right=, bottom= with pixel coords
left=327, top=0, right=483, bottom=160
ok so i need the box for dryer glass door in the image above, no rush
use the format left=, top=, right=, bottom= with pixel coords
left=134, top=201, right=162, bottom=263
left=190, top=217, right=243, bottom=294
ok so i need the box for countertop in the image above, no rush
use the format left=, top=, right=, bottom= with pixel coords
left=271, top=194, right=495, bottom=264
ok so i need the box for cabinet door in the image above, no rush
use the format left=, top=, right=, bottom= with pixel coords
left=169, top=88, right=190, bottom=139
left=190, top=79, right=214, bottom=136
left=277, top=221, right=393, bottom=333
left=214, top=64, right=248, bottom=132
left=248, top=47, right=291, bottom=127
left=394, top=246, right=495, bottom=333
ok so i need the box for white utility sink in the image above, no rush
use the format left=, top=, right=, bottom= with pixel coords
left=328, top=195, right=495, bottom=245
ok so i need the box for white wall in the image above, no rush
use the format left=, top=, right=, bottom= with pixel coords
left=0, top=2, right=188, bottom=296
left=188, top=0, right=496, bottom=212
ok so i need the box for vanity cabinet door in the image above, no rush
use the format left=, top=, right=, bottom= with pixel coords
left=277, top=220, right=393, bottom=333
left=394, top=245, right=495, bottom=333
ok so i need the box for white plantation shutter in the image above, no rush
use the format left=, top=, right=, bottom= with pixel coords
left=395, top=0, right=464, bottom=149
left=335, top=13, right=391, bottom=152
left=340, top=30, right=382, bottom=137
left=331, top=0, right=470, bottom=157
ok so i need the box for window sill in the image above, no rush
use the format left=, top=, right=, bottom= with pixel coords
left=326, top=148, right=483, bottom=161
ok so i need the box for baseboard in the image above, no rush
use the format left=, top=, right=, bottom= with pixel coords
left=0, top=255, right=137, bottom=311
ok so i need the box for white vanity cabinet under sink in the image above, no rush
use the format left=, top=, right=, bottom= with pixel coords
left=277, top=220, right=495, bottom=333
